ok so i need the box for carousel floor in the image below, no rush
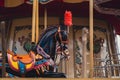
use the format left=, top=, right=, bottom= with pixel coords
left=0, top=78, right=120, bottom=80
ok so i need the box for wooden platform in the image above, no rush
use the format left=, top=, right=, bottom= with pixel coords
left=0, top=78, right=120, bottom=80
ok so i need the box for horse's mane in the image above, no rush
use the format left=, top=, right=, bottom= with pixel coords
left=37, top=25, right=67, bottom=49
left=37, top=25, right=59, bottom=47
left=39, top=25, right=67, bottom=38
left=39, top=25, right=58, bottom=40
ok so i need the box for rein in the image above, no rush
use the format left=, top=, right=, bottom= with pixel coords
left=54, top=26, right=69, bottom=57
left=55, top=26, right=68, bottom=44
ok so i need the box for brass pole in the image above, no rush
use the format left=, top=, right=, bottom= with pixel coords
left=82, top=38, right=87, bottom=78
left=32, top=0, right=37, bottom=42
left=35, top=0, right=39, bottom=43
left=44, top=8, right=47, bottom=30
left=89, top=0, right=94, bottom=78
left=1, top=21, right=6, bottom=77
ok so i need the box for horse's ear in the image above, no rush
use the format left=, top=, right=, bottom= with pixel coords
left=60, top=24, right=67, bottom=31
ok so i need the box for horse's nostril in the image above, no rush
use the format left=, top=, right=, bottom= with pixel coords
left=64, top=50, right=69, bottom=55
left=66, top=55, right=70, bottom=60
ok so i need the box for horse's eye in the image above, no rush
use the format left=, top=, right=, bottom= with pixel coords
left=64, top=49, right=69, bottom=55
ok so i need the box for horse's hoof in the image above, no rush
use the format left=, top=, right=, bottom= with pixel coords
left=41, top=71, right=66, bottom=78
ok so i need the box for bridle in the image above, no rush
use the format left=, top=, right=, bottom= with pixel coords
left=53, top=26, right=70, bottom=72
left=55, top=26, right=68, bottom=44
left=54, top=26, right=69, bottom=57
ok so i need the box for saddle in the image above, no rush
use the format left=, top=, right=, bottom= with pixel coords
left=7, top=49, right=35, bottom=64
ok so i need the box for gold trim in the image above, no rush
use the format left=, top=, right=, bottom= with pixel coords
left=0, top=78, right=120, bottom=80
left=64, top=0, right=89, bottom=3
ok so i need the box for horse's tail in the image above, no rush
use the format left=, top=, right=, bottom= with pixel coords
left=7, top=49, right=15, bottom=56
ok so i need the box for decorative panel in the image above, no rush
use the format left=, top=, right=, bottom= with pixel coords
left=73, top=25, right=109, bottom=78
left=12, top=25, right=44, bottom=54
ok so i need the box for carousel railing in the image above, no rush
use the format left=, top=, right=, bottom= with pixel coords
left=93, top=58, right=108, bottom=78
left=93, top=53, right=120, bottom=78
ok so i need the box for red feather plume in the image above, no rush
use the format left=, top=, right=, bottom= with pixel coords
left=64, top=10, right=72, bottom=27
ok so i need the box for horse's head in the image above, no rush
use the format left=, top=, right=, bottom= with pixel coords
left=54, top=26, right=70, bottom=65
left=82, top=27, right=89, bottom=43
left=36, top=25, right=70, bottom=71
left=82, top=27, right=89, bottom=36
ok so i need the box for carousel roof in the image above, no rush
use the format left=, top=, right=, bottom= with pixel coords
left=0, top=0, right=89, bottom=19
left=0, top=0, right=120, bottom=19
left=0, top=0, right=120, bottom=34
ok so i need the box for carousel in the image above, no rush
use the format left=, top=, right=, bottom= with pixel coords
left=0, top=0, right=120, bottom=79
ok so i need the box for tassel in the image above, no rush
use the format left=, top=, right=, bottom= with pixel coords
left=36, top=69, right=40, bottom=75
left=40, top=66, right=44, bottom=73
left=64, top=10, right=72, bottom=27
left=46, top=66, right=49, bottom=70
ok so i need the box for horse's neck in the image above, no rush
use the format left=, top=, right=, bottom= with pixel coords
left=82, top=28, right=88, bottom=43
left=39, top=27, right=57, bottom=47
left=82, top=34, right=88, bottom=44
left=100, top=41, right=107, bottom=60
left=38, top=27, right=58, bottom=59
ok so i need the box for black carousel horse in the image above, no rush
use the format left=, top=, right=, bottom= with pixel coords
left=1, top=25, right=69, bottom=78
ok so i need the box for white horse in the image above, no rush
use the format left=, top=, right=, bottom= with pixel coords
left=75, top=27, right=89, bottom=77
left=81, top=27, right=89, bottom=77
left=100, top=39, right=109, bottom=77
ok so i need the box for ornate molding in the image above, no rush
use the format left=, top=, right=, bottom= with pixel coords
left=94, top=0, right=112, bottom=4
left=94, top=0, right=120, bottom=16
left=64, top=0, right=89, bottom=3
left=26, top=0, right=53, bottom=4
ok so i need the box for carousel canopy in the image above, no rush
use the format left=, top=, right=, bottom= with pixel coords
left=0, top=0, right=120, bottom=34
left=0, top=0, right=89, bottom=19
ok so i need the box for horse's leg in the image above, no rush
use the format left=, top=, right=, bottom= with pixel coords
left=53, top=65, right=58, bottom=72
left=55, top=54, right=61, bottom=65
left=76, top=63, right=82, bottom=75
left=53, top=54, right=61, bottom=72
left=5, top=72, right=18, bottom=78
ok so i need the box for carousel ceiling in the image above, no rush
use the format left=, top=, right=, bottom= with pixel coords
left=0, top=0, right=89, bottom=20
left=0, top=0, right=120, bottom=19
left=0, top=0, right=120, bottom=34
left=94, top=0, right=120, bottom=16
